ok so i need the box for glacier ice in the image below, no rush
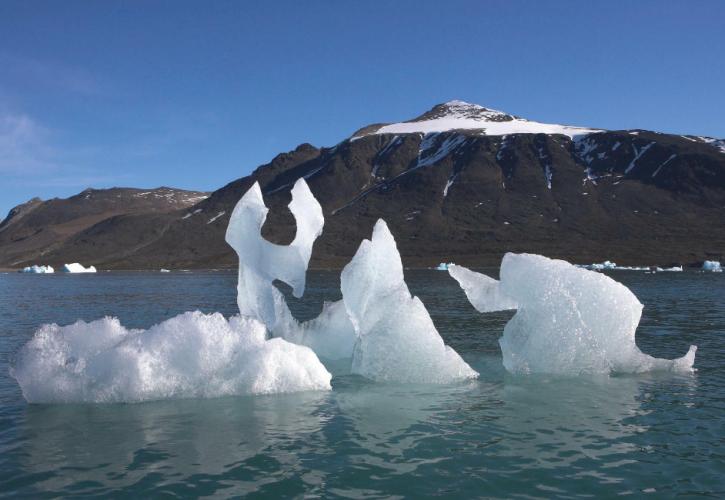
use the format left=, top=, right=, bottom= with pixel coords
left=341, top=220, right=478, bottom=383
left=11, top=312, right=331, bottom=403
left=223, top=179, right=474, bottom=383
left=224, top=178, right=357, bottom=360
left=448, top=264, right=517, bottom=312
left=225, top=179, right=323, bottom=330
left=20, top=265, right=54, bottom=274
left=449, top=253, right=696, bottom=375
left=63, top=262, right=97, bottom=273
left=702, top=260, right=722, bottom=272
left=435, top=262, right=452, bottom=271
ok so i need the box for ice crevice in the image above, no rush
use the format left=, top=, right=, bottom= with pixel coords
left=448, top=255, right=696, bottom=376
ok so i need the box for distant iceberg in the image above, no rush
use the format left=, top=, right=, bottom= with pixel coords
left=62, top=263, right=97, bottom=273
left=435, top=262, right=452, bottom=271
left=703, top=260, right=722, bottom=272
left=160, top=268, right=171, bottom=273
left=20, top=265, right=54, bottom=274
left=449, top=254, right=696, bottom=376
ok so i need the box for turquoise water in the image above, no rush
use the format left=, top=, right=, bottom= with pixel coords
left=0, top=270, right=723, bottom=497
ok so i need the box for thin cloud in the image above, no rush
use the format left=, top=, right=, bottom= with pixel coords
left=0, top=51, right=103, bottom=95
left=0, top=112, right=58, bottom=174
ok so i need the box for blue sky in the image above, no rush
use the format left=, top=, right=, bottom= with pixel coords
left=1, top=0, right=724, bottom=217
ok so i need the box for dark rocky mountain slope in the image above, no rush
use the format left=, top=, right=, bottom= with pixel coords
left=2, top=101, right=724, bottom=270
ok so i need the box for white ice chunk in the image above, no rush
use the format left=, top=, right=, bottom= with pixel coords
left=20, top=265, right=54, bottom=274
left=448, top=264, right=517, bottom=312
left=225, top=179, right=324, bottom=330
left=702, top=260, right=722, bottom=272
left=340, top=220, right=478, bottom=383
left=435, top=262, right=452, bottom=271
left=225, top=178, right=356, bottom=360
left=62, top=263, right=97, bottom=273
left=11, top=311, right=331, bottom=403
left=450, top=254, right=696, bottom=375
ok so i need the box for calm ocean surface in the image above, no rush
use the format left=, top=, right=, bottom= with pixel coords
left=0, top=269, right=723, bottom=498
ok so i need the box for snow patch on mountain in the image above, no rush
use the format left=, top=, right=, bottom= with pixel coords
left=355, top=101, right=602, bottom=139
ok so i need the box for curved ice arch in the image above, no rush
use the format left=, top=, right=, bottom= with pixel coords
left=224, top=179, right=356, bottom=359
left=449, top=253, right=696, bottom=375
left=342, top=220, right=478, bottom=383
left=11, top=311, right=331, bottom=403
left=225, top=179, right=323, bottom=330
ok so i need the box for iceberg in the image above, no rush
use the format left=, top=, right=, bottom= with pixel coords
left=435, top=262, right=452, bottom=271
left=224, top=179, right=357, bottom=360
left=703, top=260, right=722, bottom=272
left=225, top=179, right=323, bottom=331
left=20, top=265, right=54, bottom=274
left=224, top=179, right=474, bottom=383
left=11, top=312, right=331, bottom=403
left=63, top=262, right=97, bottom=273
left=342, top=220, right=478, bottom=383
left=449, top=253, right=696, bottom=376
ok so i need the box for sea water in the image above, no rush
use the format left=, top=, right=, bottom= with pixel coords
left=0, top=270, right=723, bottom=497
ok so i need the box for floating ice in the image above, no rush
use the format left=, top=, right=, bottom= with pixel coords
left=703, top=260, right=722, bottom=272
left=342, top=220, right=478, bottom=383
left=160, top=268, right=171, bottom=273
left=449, top=253, right=696, bottom=375
left=224, top=178, right=357, bottom=360
left=448, top=264, right=517, bottom=312
left=63, top=262, right=97, bottom=273
left=20, top=265, right=54, bottom=274
left=11, top=312, right=331, bottom=403
left=435, top=262, right=452, bottom=271
left=225, top=179, right=323, bottom=330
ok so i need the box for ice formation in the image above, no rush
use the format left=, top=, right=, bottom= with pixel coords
left=702, top=260, right=722, bottom=272
left=11, top=312, right=331, bottom=403
left=342, top=221, right=478, bottom=383
left=224, top=179, right=357, bottom=360
left=224, top=179, right=474, bottom=383
left=449, top=253, right=696, bottom=376
left=435, top=262, right=452, bottom=271
left=20, top=265, right=54, bottom=274
left=63, top=262, right=97, bottom=273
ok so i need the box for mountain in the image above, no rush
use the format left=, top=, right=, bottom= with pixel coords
left=2, top=101, right=724, bottom=270
left=0, top=187, right=209, bottom=268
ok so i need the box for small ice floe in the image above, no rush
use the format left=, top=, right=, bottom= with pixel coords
left=661, top=266, right=683, bottom=272
left=435, top=262, right=453, bottom=271
left=160, top=269, right=171, bottom=273
left=702, top=260, right=723, bottom=272
left=62, top=263, right=97, bottom=273
left=20, top=265, right=54, bottom=274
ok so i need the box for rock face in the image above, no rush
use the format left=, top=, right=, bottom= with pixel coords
left=1, top=101, right=724, bottom=269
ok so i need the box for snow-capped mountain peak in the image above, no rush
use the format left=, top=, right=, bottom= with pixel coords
left=353, top=100, right=603, bottom=140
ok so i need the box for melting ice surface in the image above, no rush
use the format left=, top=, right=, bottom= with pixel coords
left=341, top=221, right=477, bottom=383
left=449, top=253, right=696, bottom=375
left=225, top=179, right=476, bottom=382
left=12, top=178, right=475, bottom=403
left=11, top=313, right=330, bottom=403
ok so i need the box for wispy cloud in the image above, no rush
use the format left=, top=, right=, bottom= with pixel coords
left=0, top=51, right=103, bottom=95
left=0, top=112, right=57, bottom=174
left=0, top=110, right=132, bottom=191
